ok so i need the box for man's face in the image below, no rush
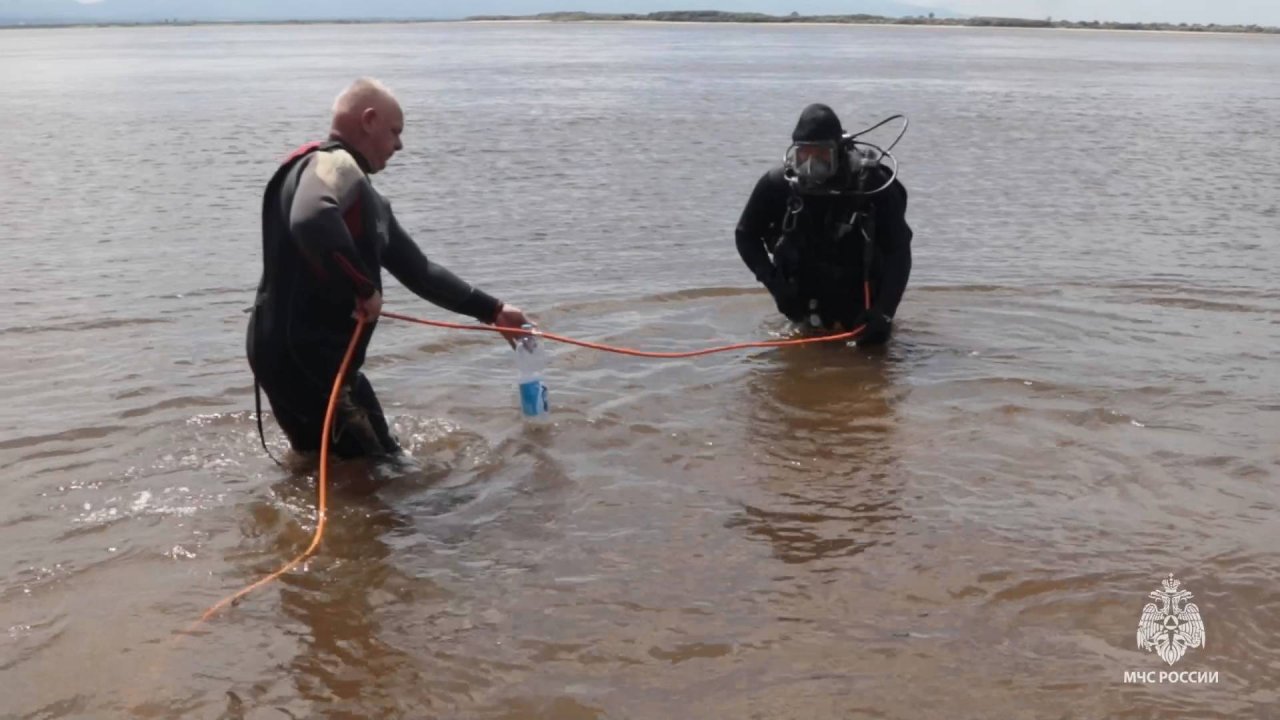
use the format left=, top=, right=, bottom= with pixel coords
left=361, top=101, right=404, bottom=173
left=786, top=141, right=838, bottom=186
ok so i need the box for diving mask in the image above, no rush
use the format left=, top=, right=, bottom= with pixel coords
left=784, top=141, right=839, bottom=187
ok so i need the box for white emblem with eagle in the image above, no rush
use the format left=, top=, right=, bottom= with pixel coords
left=1137, top=575, right=1205, bottom=665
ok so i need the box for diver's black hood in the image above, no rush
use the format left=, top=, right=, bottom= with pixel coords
left=791, top=103, right=844, bottom=143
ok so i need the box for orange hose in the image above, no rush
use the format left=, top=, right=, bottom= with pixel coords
left=185, top=316, right=366, bottom=633
left=381, top=310, right=865, bottom=356
left=186, top=305, right=859, bottom=631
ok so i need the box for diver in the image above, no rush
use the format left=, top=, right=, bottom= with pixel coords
left=734, top=103, right=913, bottom=345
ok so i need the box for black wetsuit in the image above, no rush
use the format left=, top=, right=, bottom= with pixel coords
left=247, top=139, right=503, bottom=458
left=735, top=162, right=913, bottom=343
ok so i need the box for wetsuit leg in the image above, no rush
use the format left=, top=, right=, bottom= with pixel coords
left=253, top=354, right=327, bottom=454
left=250, top=339, right=397, bottom=458
left=808, top=264, right=859, bottom=330
left=330, top=372, right=399, bottom=459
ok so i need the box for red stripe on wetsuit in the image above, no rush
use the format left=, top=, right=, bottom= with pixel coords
left=335, top=194, right=376, bottom=298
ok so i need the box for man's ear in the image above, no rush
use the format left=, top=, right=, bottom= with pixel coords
left=361, top=107, right=379, bottom=132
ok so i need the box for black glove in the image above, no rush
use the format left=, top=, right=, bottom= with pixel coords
left=761, top=267, right=805, bottom=322
left=857, top=308, right=893, bottom=345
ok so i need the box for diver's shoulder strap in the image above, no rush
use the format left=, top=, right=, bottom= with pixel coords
left=780, top=180, right=805, bottom=234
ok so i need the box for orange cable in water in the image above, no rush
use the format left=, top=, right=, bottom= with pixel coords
left=134, top=300, right=870, bottom=717
left=186, top=307, right=858, bottom=631
left=185, top=316, right=366, bottom=633
left=381, top=310, right=865, bottom=356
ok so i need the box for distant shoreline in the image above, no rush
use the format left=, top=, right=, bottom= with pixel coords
left=1, top=11, right=1277, bottom=35
left=470, top=11, right=1279, bottom=35
left=466, top=18, right=1278, bottom=37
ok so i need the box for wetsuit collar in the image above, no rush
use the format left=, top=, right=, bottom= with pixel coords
left=327, top=134, right=373, bottom=174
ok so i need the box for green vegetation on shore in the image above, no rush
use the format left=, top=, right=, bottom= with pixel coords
left=468, top=10, right=1280, bottom=34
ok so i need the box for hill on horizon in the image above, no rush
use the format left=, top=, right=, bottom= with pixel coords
left=0, top=0, right=956, bottom=25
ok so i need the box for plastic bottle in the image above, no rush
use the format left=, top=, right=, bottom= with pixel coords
left=513, top=323, right=549, bottom=421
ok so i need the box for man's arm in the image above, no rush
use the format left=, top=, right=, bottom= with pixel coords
left=871, top=176, right=913, bottom=320
left=735, top=169, right=787, bottom=284
left=381, top=212, right=503, bottom=324
left=287, top=150, right=379, bottom=300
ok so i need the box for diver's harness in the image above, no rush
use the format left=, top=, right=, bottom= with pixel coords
left=778, top=114, right=907, bottom=328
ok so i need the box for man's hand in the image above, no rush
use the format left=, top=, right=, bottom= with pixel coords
left=354, top=290, right=383, bottom=322
left=492, top=303, right=533, bottom=348
left=762, top=268, right=805, bottom=322
left=858, top=309, right=893, bottom=345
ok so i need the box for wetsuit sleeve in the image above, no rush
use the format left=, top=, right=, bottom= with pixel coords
left=735, top=170, right=788, bottom=283
left=382, top=211, right=504, bottom=323
left=872, top=176, right=913, bottom=319
left=287, top=150, right=379, bottom=299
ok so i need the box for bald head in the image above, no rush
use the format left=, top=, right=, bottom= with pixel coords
left=329, top=77, right=404, bottom=174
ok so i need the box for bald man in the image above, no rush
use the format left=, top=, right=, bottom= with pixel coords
left=247, top=77, right=531, bottom=460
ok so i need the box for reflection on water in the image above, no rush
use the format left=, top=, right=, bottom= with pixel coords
left=730, top=344, right=907, bottom=566
left=274, top=497, right=413, bottom=717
